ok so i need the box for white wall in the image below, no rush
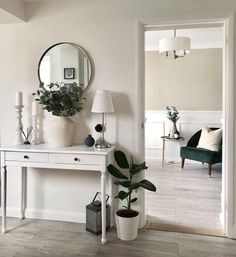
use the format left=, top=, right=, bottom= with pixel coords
left=0, top=0, right=137, bottom=223
left=0, top=0, right=235, bottom=232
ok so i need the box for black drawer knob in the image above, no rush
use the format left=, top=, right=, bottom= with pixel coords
left=24, top=155, right=29, bottom=159
left=74, top=157, right=80, bottom=162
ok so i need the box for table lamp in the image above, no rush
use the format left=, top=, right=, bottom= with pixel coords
left=91, top=90, right=114, bottom=148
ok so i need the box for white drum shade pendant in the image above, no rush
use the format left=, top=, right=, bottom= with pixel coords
left=159, top=30, right=191, bottom=59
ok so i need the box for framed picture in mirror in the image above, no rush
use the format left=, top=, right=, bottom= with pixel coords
left=38, top=42, right=93, bottom=91
left=64, top=68, right=75, bottom=79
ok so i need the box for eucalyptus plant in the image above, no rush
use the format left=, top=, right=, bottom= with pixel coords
left=166, top=105, right=179, bottom=122
left=33, top=82, right=84, bottom=117
left=107, top=150, right=156, bottom=214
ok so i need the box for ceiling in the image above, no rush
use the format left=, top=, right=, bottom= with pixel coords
left=23, top=0, right=54, bottom=1
left=0, top=0, right=75, bottom=24
left=23, top=0, right=75, bottom=1
left=145, top=27, right=224, bottom=51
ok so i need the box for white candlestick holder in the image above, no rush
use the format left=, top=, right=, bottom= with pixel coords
left=14, top=105, right=24, bottom=145
left=31, top=114, right=39, bottom=145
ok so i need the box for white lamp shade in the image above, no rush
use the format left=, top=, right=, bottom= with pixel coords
left=159, top=37, right=191, bottom=54
left=91, top=90, right=114, bottom=113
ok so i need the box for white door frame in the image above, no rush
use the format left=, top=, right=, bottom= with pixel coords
left=135, top=15, right=235, bottom=237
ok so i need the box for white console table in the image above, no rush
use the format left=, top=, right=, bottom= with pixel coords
left=0, top=144, right=115, bottom=244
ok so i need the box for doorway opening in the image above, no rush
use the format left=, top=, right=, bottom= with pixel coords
left=144, top=24, right=225, bottom=236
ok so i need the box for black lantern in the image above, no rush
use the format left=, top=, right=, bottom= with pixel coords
left=86, top=192, right=110, bottom=235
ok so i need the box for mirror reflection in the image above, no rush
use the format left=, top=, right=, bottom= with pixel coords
left=38, top=42, right=92, bottom=91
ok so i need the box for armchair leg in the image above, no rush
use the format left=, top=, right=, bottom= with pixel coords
left=208, top=164, right=212, bottom=177
left=181, top=158, right=185, bottom=169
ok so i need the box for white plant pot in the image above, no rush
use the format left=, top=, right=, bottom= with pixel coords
left=115, top=211, right=139, bottom=241
left=48, top=116, right=74, bottom=147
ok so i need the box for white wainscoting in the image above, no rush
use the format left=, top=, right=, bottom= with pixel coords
left=145, top=110, right=223, bottom=161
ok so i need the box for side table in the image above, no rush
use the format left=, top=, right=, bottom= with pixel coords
left=0, top=144, right=115, bottom=244
left=161, top=136, right=185, bottom=167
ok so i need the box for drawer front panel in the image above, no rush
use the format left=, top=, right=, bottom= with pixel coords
left=50, top=153, right=101, bottom=166
left=5, top=152, right=49, bottom=163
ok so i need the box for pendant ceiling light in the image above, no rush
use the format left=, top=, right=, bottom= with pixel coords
left=159, top=29, right=191, bottom=59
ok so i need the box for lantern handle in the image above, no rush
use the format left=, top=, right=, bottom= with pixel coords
left=92, top=192, right=109, bottom=203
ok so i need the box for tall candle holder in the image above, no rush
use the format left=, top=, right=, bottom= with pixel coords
left=14, top=105, right=24, bottom=145
left=31, top=114, right=39, bottom=144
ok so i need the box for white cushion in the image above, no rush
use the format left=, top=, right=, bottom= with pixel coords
left=197, top=127, right=222, bottom=151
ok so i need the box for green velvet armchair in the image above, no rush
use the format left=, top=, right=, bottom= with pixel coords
left=180, top=128, right=222, bottom=176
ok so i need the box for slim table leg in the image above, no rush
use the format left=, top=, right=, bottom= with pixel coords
left=101, top=172, right=107, bottom=244
left=1, top=166, right=7, bottom=233
left=108, top=173, right=113, bottom=227
left=20, top=167, right=27, bottom=219
left=162, top=139, right=165, bottom=167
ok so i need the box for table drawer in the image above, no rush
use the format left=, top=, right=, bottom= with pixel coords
left=50, top=153, right=101, bottom=165
left=5, top=152, right=49, bottom=163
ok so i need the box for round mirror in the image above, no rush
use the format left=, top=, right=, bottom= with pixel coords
left=38, top=42, right=93, bottom=91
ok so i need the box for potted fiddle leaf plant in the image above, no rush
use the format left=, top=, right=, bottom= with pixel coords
left=107, top=150, right=156, bottom=241
left=33, top=82, right=84, bottom=147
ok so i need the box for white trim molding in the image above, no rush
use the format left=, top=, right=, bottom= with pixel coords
left=134, top=19, right=146, bottom=228
left=135, top=17, right=236, bottom=238
left=223, top=14, right=235, bottom=238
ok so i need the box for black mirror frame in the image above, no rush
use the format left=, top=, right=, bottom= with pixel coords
left=37, top=42, right=94, bottom=91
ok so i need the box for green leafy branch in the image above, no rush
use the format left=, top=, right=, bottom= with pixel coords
left=32, top=82, right=84, bottom=117
left=107, top=150, right=156, bottom=212
left=166, top=105, right=179, bottom=122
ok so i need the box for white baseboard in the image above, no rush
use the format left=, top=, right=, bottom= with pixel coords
left=0, top=207, right=85, bottom=223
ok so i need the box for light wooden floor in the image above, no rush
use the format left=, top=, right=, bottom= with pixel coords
left=0, top=217, right=236, bottom=257
left=145, top=160, right=223, bottom=231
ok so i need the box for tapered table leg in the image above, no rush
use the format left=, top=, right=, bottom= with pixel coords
left=162, top=139, right=165, bottom=167
left=20, top=167, right=27, bottom=219
left=101, top=172, right=107, bottom=244
left=1, top=166, right=7, bottom=233
left=108, top=173, right=114, bottom=227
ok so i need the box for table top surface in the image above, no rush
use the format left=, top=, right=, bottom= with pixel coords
left=0, top=144, right=116, bottom=155
left=161, top=136, right=185, bottom=140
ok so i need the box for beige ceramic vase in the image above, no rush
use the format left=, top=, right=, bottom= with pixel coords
left=48, top=116, right=74, bottom=147
left=169, top=120, right=177, bottom=138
